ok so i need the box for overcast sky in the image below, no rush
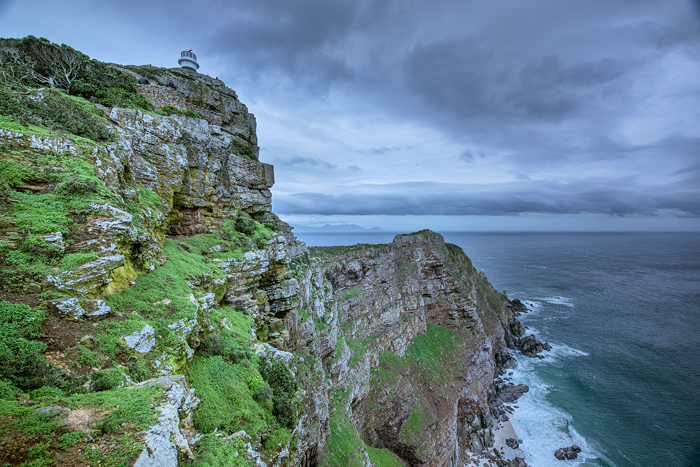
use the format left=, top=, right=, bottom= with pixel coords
left=2, top=0, right=699, bottom=231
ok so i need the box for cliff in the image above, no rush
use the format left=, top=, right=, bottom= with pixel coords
left=0, top=37, right=543, bottom=467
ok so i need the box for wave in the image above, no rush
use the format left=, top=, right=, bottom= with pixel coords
left=507, top=356, right=609, bottom=466
left=539, top=296, right=575, bottom=308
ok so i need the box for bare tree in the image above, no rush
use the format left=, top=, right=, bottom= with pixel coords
left=0, top=42, right=37, bottom=91
left=22, top=39, right=84, bottom=92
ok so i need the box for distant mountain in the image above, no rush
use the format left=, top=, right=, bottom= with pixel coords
left=293, top=224, right=382, bottom=233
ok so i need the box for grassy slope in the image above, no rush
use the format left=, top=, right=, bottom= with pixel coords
left=0, top=43, right=288, bottom=465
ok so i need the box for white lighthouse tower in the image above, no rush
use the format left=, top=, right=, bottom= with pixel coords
left=178, top=50, right=199, bottom=72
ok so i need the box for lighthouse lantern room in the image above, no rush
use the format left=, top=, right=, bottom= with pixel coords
left=179, top=50, right=199, bottom=72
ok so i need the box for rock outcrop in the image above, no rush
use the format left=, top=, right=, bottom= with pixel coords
left=0, top=44, right=545, bottom=467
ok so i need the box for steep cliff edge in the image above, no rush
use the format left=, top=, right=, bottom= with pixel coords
left=287, top=233, right=533, bottom=467
left=0, top=38, right=543, bottom=467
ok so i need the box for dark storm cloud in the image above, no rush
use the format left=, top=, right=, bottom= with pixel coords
left=200, top=0, right=360, bottom=88
left=275, top=178, right=700, bottom=217
left=403, top=41, right=627, bottom=123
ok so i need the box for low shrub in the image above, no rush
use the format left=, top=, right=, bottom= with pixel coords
left=259, top=356, right=298, bottom=428
left=196, top=334, right=224, bottom=357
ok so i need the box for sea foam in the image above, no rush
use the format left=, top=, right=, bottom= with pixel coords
left=507, top=352, right=606, bottom=466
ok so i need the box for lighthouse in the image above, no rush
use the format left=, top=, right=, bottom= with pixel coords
left=179, top=50, right=199, bottom=72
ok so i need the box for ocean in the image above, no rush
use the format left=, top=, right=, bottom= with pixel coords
left=294, top=231, right=700, bottom=467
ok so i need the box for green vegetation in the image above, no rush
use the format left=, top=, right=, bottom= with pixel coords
left=308, top=243, right=388, bottom=260
left=366, top=446, right=404, bottom=466
left=0, top=36, right=152, bottom=110
left=298, top=306, right=311, bottom=324
left=258, top=355, right=299, bottom=428
left=322, top=412, right=368, bottom=466
left=475, top=274, right=505, bottom=311
left=404, top=324, right=460, bottom=377
left=58, top=252, right=100, bottom=271
left=399, top=403, right=431, bottom=448
left=346, top=338, right=369, bottom=367
left=0, top=158, right=36, bottom=189
left=323, top=385, right=403, bottom=466
left=231, top=139, right=257, bottom=161
left=160, top=105, right=202, bottom=119
left=400, top=229, right=437, bottom=237
left=190, top=433, right=252, bottom=467
left=186, top=305, right=297, bottom=461
left=0, top=87, right=113, bottom=142
left=340, top=287, right=363, bottom=301
left=60, top=431, right=87, bottom=449
left=122, top=65, right=164, bottom=83
left=363, top=324, right=464, bottom=459
left=0, top=147, right=127, bottom=281
left=189, top=354, right=277, bottom=435
left=0, top=300, right=55, bottom=391
left=0, top=385, right=160, bottom=466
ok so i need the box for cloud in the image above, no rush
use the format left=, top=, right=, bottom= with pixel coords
left=275, top=178, right=700, bottom=217
left=201, top=0, right=360, bottom=89
left=3, top=0, right=700, bottom=227
left=368, top=146, right=393, bottom=155
left=275, top=156, right=338, bottom=170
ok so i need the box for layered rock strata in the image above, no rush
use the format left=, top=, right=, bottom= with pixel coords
left=285, top=232, right=535, bottom=466
left=0, top=60, right=548, bottom=467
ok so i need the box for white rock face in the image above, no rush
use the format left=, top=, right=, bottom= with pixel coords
left=52, top=298, right=85, bottom=319
left=132, top=375, right=199, bottom=467
left=42, top=231, right=65, bottom=254
left=51, top=298, right=111, bottom=320
left=123, top=325, right=156, bottom=353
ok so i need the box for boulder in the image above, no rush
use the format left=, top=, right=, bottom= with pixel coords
left=499, top=384, right=529, bottom=403
left=132, top=375, right=199, bottom=467
left=35, top=405, right=70, bottom=426
left=123, top=325, right=156, bottom=354
left=51, top=298, right=111, bottom=320
left=554, top=445, right=581, bottom=460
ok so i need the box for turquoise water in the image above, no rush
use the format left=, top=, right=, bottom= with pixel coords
left=296, top=231, right=700, bottom=467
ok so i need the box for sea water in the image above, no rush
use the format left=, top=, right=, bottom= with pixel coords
left=296, top=231, right=700, bottom=467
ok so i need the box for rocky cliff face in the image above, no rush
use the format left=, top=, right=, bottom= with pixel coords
left=0, top=47, right=540, bottom=467
left=285, top=232, right=527, bottom=467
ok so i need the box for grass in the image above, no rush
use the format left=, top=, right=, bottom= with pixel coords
left=190, top=433, right=253, bottom=467
left=308, top=243, right=388, bottom=260
left=404, top=324, right=460, bottom=382
left=366, top=446, right=404, bottom=466
left=322, top=411, right=368, bottom=466
left=159, top=105, right=202, bottom=119
left=0, top=301, right=47, bottom=385
left=188, top=355, right=280, bottom=443
left=230, top=140, right=257, bottom=161
left=0, top=115, right=60, bottom=136
left=346, top=338, right=369, bottom=367
left=58, top=253, right=100, bottom=271
left=0, top=384, right=161, bottom=436
left=364, top=324, right=465, bottom=457
left=0, top=87, right=113, bottom=142
left=186, top=305, right=295, bottom=460
left=340, top=287, right=363, bottom=301
left=65, top=386, right=162, bottom=432
left=0, top=158, right=36, bottom=189
left=399, top=403, right=430, bottom=448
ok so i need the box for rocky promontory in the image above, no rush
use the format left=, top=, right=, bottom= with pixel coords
left=0, top=37, right=547, bottom=466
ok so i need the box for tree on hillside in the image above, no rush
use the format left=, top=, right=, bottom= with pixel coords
left=20, top=36, right=85, bottom=91
left=0, top=36, right=152, bottom=111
